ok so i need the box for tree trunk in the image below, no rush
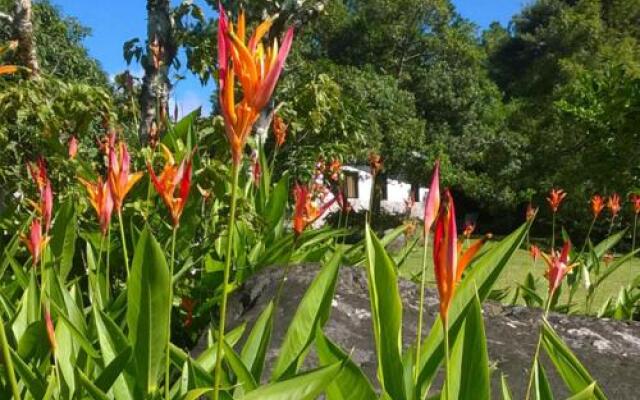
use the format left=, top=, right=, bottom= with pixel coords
left=13, top=0, right=39, bottom=78
left=139, top=0, right=176, bottom=145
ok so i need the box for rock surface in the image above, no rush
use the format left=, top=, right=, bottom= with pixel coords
left=226, top=264, right=640, bottom=399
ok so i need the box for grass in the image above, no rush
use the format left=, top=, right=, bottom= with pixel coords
left=399, top=237, right=640, bottom=315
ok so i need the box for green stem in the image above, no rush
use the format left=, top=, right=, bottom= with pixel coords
left=578, top=217, right=596, bottom=260
left=443, top=316, right=450, bottom=400
left=0, top=311, right=20, bottom=399
left=414, top=235, right=430, bottom=384
left=117, top=210, right=130, bottom=278
left=96, top=234, right=105, bottom=305
left=551, top=212, right=556, bottom=250
left=633, top=213, right=638, bottom=252
left=525, top=295, right=552, bottom=400
left=105, top=226, right=111, bottom=303
left=368, top=172, right=377, bottom=226
left=213, top=163, right=240, bottom=400
left=165, top=226, right=178, bottom=399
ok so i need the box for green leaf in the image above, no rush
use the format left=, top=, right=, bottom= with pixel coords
left=501, top=374, right=514, bottom=400
left=76, top=369, right=110, bottom=400
left=448, top=293, right=490, bottom=400
left=541, top=320, right=606, bottom=399
left=416, top=221, right=530, bottom=395
left=265, top=172, right=289, bottom=232
left=533, top=359, right=554, bottom=400
left=245, top=362, right=343, bottom=400
left=127, top=227, right=171, bottom=396
left=222, top=339, right=257, bottom=391
left=50, top=198, right=77, bottom=280
left=93, top=307, right=133, bottom=399
left=241, top=301, right=274, bottom=381
left=51, top=302, right=100, bottom=358
left=315, top=326, right=377, bottom=400
left=10, top=347, right=45, bottom=399
left=594, top=248, right=640, bottom=287
left=565, top=383, right=597, bottom=400
left=271, top=249, right=344, bottom=380
left=95, top=346, right=133, bottom=393
left=364, top=225, right=406, bottom=400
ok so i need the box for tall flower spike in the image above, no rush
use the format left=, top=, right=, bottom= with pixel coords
left=547, top=188, right=566, bottom=213
left=272, top=114, right=287, bottom=148
left=27, top=158, right=53, bottom=232
left=20, top=219, right=49, bottom=266
left=590, top=194, right=605, bottom=218
left=108, top=141, right=143, bottom=211
left=631, top=194, right=640, bottom=215
left=423, top=160, right=440, bottom=235
left=433, top=190, right=458, bottom=320
left=147, top=144, right=193, bottom=227
left=292, top=182, right=335, bottom=236
left=607, top=193, right=621, bottom=217
left=79, top=176, right=114, bottom=235
left=218, top=4, right=295, bottom=165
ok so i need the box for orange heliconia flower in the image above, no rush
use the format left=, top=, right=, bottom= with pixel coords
left=590, top=194, right=605, bottom=218
left=27, top=158, right=53, bottom=233
left=463, top=221, right=475, bottom=239
left=530, top=244, right=541, bottom=262
left=44, top=308, right=57, bottom=351
left=607, top=193, right=621, bottom=217
left=20, top=219, right=49, bottom=266
left=68, top=135, right=78, bottom=159
left=0, top=41, right=19, bottom=75
left=526, top=202, right=537, bottom=221
left=423, top=160, right=440, bottom=235
left=292, top=183, right=335, bottom=236
left=541, top=241, right=577, bottom=295
left=108, top=141, right=143, bottom=211
left=433, top=190, right=486, bottom=321
left=547, top=188, right=567, bottom=213
left=79, top=176, right=114, bottom=235
left=630, top=194, right=640, bottom=215
left=368, top=152, right=383, bottom=175
left=272, top=114, right=287, bottom=148
left=328, top=159, right=341, bottom=181
left=181, top=297, right=196, bottom=328
left=218, top=4, right=294, bottom=165
left=147, top=145, right=193, bottom=227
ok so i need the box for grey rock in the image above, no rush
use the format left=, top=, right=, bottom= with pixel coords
left=226, top=264, right=640, bottom=399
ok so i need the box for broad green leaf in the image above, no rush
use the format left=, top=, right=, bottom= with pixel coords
left=364, top=226, right=406, bottom=400
left=51, top=302, right=100, bottom=358
left=127, top=227, right=171, bottom=396
left=246, top=362, right=343, bottom=400
left=594, top=249, right=640, bottom=287
left=93, top=307, right=133, bottom=399
left=566, top=383, right=597, bottom=400
left=501, top=374, right=514, bottom=400
left=265, top=171, right=289, bottom=233
left=315, top=326, right=377, bottom=400
left=448, top=294, right=490, bottom=400
left=222, top=339, right=257, bottom=391
left=10, top=347, right=45, bottom=399
left=76, top=369, right=110, bottom=400
left=54, top=319, right=76, bottom=396
left=533, top=359, right=554, bottom=400
left=241, top=300, right=274, bottom=381
left=50, top=199, right=77, bottom=280
left=271, top=249, right=344, bottom=380
left=416, top=221, right=530, bottom=395
left=95, top=346, right=133, bottom=393
left=541, top=320, right=606, bottom=399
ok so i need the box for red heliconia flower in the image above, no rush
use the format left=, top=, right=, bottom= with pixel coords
left=27, top=158, right=53, bottom=232
left=462, top=221, right=475, bottom=239
left=218, top=3, right=294, bottom=165
left=630, top=194, right=640, bottom=215
left=541, top=241, right=576, bottom=295
left=68, top=135, right=78, bottom=159
left=590, top=194, right=605, bottom=218
left=328, top=159, right=341, bottom=181
left=181, top=297, right=196, bottom=328
left=526, top=202, right=537, bottom=221
left=79, top=176, right=114, bottom=235
left=530, top=244, right=541, bottom=262
left=607, top=193, right=621, bottom=217
left=272, top=114, right=287, bottom=148
left=547, top=188, right=567, bottom=213
left=292, top=183, right=335, bottom=236
left=250, top=150, right=261, bottom=186
left=368, top=152, right=383, bottom=175
left=20, top=219, right=49, bottom=266
left=433, top=190, right=488, bottom=322
left=44, top=308, right=57, bottom=352
left=147, top=145, right=193, bottom=227
left=603, top=252, right=614, bottom=266
left=108, top=141, right=143, bottom=211
left=423, top=160, right=440, bottom=235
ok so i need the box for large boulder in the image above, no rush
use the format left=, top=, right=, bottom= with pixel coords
left=226, top=264, right=640, bottom=399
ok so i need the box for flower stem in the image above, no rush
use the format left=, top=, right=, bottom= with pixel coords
left=213, top=163, right=240, bottom=400
left=164, top=226, right=178, bottom=399
left=0, top=312, right=20, bottom=399
left=442, top=316, right=450, bottom=400
left=117, top=210, right=130, bottom=278
left=551, top=212, right=556, bottom=250
left=414, top=235, right=430, bottom=384
left=525, top=294, right=552, bottom=400
left=632, top=213, right=638, bottom=252
left=105, top=226, right=111, bottom=303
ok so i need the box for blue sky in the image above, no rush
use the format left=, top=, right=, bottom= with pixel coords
left=50, top=0, right=528, bottom=117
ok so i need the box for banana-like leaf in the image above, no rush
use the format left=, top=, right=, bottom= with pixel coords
left=533, top=359, right=554, bottom=400
left=10, top=346, right=45, bottom=398
left=416, top=222, right=530, bottom=395
left=51, top=302, right=100, bottom=358
left=364, top=225, right=406, bottom=400
left=222, top=338, right=257, bottom=392
left=594, top=248, right=640, bottom=287
left=501, top=374, right=514, bottom=400
left=541, top=320, right=606, bottom=399
left=448, top=293, right=490, bottom=400
left=76, top=369, right=110, bottom=400
left=271, top=249, right=344, bottom=380
left=246, top=362, right=343, bottom=400
left=241, top=300, right=274, bottom=381
left=565, top=383, right=597, bottom=400
left=95, top=346, right=133, bottom=393
left=127, top=227, right=171, bottom=396
left=315, top=326, right=377, bottom=400
left=49, top=199, right=77, bottom=280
